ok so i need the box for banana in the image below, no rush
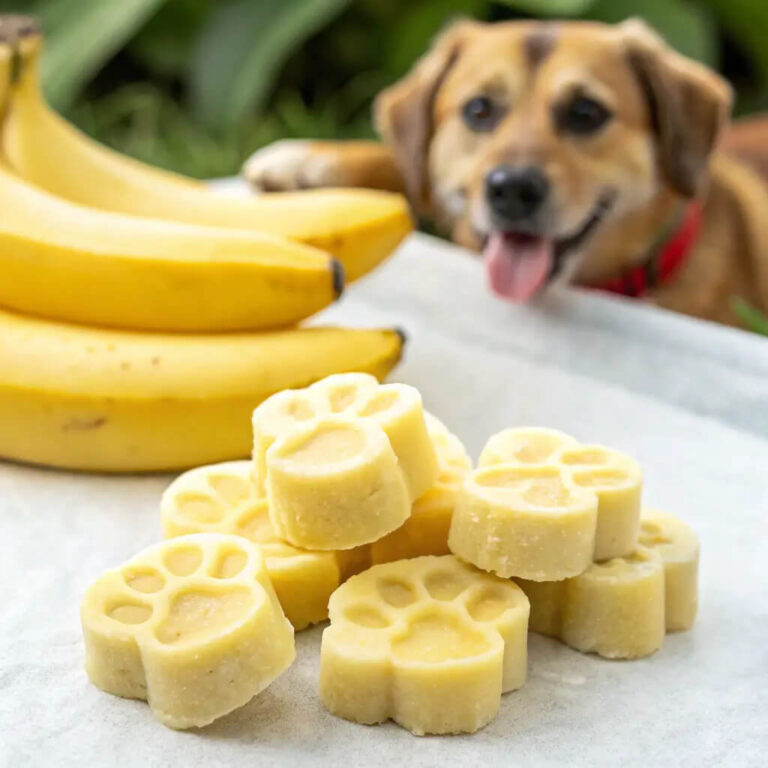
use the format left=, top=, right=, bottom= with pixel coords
left=2, top=23, right=412, bottom=282
left=0, top=35, right=343, bottom=333
left=0, top=159, right=345, bottom=332
left=0, top=306, right=405, bottom=472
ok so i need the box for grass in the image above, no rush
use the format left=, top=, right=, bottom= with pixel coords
left=731, top=297, right=768, bottom=336
left=68, top=81, right=376, bottom=179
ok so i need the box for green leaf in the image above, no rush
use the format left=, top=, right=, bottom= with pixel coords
left=190, top=0, right=352, bottom=132
left=705, top=0, right=768, bottom=81
left=496, top=0, right=596, bottom=17
left=731, top=297, right=768, bottom=336
left=385, top=0, right=486, bottom=79
left=128, top=0, right=214, bottom=79
left=586, top=0, right=718, bottom=66
left=32, top=0, right=169, bottom=110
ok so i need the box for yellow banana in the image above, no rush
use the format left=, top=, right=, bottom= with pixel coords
left=0, top=306, right=405, bottom=472
left=3, top=25, right=412, bottom=281
left=0, top=158, right=345, bottom=332
left=0, top=36, right=342, bottom=333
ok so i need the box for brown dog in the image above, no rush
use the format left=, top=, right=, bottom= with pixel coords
left=244, top=19, right=768, bottom=327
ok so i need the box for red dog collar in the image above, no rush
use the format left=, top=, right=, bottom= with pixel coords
left=586, top=201, right=703, bottom=298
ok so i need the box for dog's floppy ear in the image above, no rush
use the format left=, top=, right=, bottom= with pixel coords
left=374, top=20, right=480, bottom=212
left=621, top=19, right=732, bottom=198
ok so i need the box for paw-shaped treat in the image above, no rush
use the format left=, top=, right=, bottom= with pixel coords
left=639, top=509, right=699, bottom=631
left=320, top=555, right=529, bottom=735
left=352, top=382, right=439, bottom=499
left=161, top=462, right=365, bottom=629
left=252, top=372, right=438, bottom=500
left=513, top=578, right=565, bottom=638
left=478, top=427, right=578, bottom=466
left=478, top=427, right=642, bottom=560
left=516, top=545, right=666, bottom=659
left=251, top=373, right=378, bottom=494
left=449, top=464, right=599, bottom=580
left=80, top=533, right=295, bottom=728
left=559, top=546, right=665, bottom=658
left=267, top=416, right=411, bottom=549
left=369, top=414, right=473, bottom=564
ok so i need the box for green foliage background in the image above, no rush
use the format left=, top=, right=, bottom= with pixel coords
left=2, top=0, right=768, bottom=179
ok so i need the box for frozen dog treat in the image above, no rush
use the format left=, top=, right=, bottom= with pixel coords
left=518, top=513, right=698, bottom=656
left=449, top=464, right=598, bottom=580
left=251, top=387, right=327, bottom=495
left=478, top=427, right=578, bottom=467
left=556, top=444, right=642, bottom=560
left=478, top=427, right=642, bottom=560
left=518, top=547, right=667, bottom=658
left=314, top=376, right=439, bottom=498
left=354, top=383, right=438, bottom=499
left=308, top=371, right=379, bottom=414
left=517, top=548, right=666, bottom=659
left=252, top=373, right=438, bottom=501
left=561, top=546, right=665, bottom=659
left=514, top=578, right=565, bottom=638
left=161, top=461, right=366, bottom=629
left=370, top=413, right=472, bottom=564
left=320, top=555, right=529, bottom=735
left=639, top=509, right=699, bottom=631
left=81, top=533, right=294, bottom=729
left=266, top=416, right=410, bottom=549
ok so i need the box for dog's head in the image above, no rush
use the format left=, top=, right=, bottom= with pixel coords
left=375, top=19, right=732, bottom=301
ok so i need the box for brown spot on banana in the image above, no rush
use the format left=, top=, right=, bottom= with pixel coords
left=62, top=417, right=107, bottom=432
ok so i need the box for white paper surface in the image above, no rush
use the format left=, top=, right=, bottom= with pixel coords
left=2, top=232, right=767, bottom=767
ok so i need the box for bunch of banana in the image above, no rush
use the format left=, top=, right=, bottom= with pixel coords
left=3, top=24, right=412, bottom=284
left=0, top=17, right=410, bottom=472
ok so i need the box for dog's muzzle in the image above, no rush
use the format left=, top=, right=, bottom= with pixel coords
left=485, top=165, right=550, bottom=231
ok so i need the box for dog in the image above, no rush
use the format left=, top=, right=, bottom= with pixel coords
left=244, top=19, right=768, bottom=327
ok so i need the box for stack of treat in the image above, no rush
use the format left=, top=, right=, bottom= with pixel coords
left=450, top=428, right=699, bottom=659
left=80, top=374, right=699, bottom=736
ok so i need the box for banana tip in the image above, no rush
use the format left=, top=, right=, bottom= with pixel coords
left=394, top=327, right=408, bottom=347
left=331, top=259, right=345, bottom=298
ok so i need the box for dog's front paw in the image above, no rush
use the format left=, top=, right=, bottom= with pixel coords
left=242, top=140, right=337, bottom=192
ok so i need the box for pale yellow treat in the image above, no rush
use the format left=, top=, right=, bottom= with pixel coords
left=251, top=387, right=326, bottom=495
left=354, top=383, right=438, bottom=500
left=161, top=461, right=366, bottom=629
left=266, top=416, right=410, bottom=549
left=320, top=555, right=529, bottom=735
left=478, top=427, right=642, bottom=560
left=252, top=373, right=438, bottom=503
left=478, top=427, right=578, bottom=467
left=556, top=444, right=642, bottom=560
left=370, top=413, right=472, bottom=564
left=561, top=546, right=665, bottom=659
left=514, top=578, right=566, bottom=638
left=80, top=533, right=295, bottom=729
left=251, top=373, right=377, bottom=494
left=308, top=371, right=380, bottom=414
left=639, top=509, right=699, bottom=632
left=449, top=464, right=598, bottom=580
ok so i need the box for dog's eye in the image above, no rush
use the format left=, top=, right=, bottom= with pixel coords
left=556, top=96, right=612, bottom=135
left=461, top=96, right=501, bottom=131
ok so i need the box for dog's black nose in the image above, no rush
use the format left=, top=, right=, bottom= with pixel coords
left=485, top=165, right=549, bottom=224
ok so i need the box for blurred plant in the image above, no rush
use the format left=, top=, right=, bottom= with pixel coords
left=731, top=298, right=768, bottom=337
left=0, top=0, right=767, bottom=178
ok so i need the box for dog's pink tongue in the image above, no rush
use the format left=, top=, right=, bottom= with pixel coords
left=484, top=232, right=553, bottom=302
